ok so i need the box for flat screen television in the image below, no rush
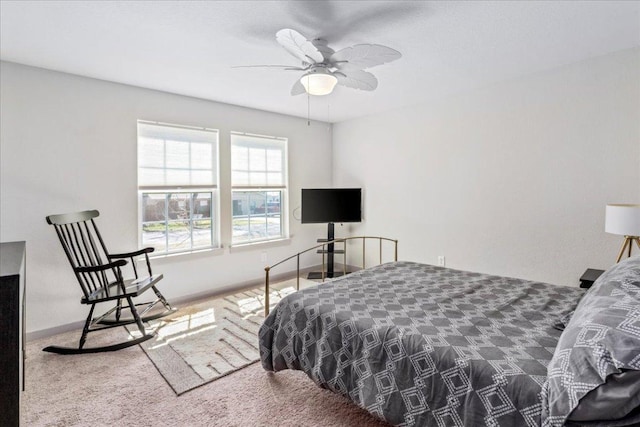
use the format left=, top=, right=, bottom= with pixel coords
left=301, top=188, right=362, bottom=224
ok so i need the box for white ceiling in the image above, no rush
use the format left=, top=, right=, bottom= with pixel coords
left=1, top=1, right=639, bottom=123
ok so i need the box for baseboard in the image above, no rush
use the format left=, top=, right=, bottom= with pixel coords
left=26, top=265, right=323, bottom=342
left=168, top=265, right=320, bottom=306
left=27, top=320, right=87, bottom=341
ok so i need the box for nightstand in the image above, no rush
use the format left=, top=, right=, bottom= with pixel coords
left=579, top=268, right=605, bottom=289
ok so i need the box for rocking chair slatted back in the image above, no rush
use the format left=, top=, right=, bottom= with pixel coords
left=46, top=210, right=119, bottom=300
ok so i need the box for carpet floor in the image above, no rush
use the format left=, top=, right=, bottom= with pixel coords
left=22, top=283, right=391, bottom=427
left=134, top=279, right=309, bottom=395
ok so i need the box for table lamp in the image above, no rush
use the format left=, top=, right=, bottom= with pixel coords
left=605, top=204, right=640, bottom=263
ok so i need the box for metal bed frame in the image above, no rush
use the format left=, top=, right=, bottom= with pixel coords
left=263, top=236, right=398, bottom=316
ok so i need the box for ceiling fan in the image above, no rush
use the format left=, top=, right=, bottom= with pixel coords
left=236, top=29, right=402, bottom=96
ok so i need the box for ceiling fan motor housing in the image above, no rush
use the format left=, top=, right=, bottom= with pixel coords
left=311, top=39, right=335, bottom=61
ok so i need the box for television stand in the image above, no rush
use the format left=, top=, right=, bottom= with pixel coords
left=307, top=271, right=347, bottom=280
left=307, top=222, right=350, bottom=280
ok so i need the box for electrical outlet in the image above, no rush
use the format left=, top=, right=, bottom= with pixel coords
left=437, top=256, right=446, bottom=267
left=261, top=252, right=267, bottom=263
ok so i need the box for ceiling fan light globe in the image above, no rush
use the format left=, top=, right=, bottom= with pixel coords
left=300, top=72, right=338, bottom=96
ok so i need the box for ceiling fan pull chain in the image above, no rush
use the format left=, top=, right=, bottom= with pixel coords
left=307, top=91, right=310, bottom=126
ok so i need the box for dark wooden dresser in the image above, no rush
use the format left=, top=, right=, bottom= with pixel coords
left=1, top=241, right=26, bottom=427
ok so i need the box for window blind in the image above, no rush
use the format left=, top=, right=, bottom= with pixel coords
left=231, top=133, right=287, bottom=188
left=138, top=122, right=219, bottom=190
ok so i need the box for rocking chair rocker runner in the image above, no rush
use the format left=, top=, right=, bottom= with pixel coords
left=44, top=209, right=175, bottom=354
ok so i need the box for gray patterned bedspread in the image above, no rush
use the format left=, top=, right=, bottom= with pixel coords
left=259, top=261, right=585, bottom=426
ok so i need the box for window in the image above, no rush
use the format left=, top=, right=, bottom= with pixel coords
left=138, top=121, right=219, bottom=254
left=231, top=132, right=288, bottom=245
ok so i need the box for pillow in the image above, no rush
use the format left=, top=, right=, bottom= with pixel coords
left=568, top=369, right=640, bottom=422
left=542, top=255, right=640, bottom=427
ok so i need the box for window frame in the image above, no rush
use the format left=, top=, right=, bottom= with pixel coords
left=230, top=132, right=289, bottom=246
left=137, top=121, right=220, bottom=256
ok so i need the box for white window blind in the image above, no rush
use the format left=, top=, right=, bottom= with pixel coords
left=138, top=121, right=218, bottom=190
left=231, top=133, right=287, bottom=188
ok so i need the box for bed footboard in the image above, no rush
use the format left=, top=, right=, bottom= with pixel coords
left=264, top=236, right=397, bottom=316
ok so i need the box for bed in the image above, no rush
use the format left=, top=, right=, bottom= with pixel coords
left=259, top=257, right=640, bottom=426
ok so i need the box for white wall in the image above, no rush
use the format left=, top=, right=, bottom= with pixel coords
left=333, top=48, right=640, bottom=286
left=0, top=61, right=333, bottom=334
left=3, top=47, right=639, bottom=334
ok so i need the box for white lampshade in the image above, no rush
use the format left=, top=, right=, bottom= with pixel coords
left=605, top=204, right=640, bottom=236
left=300, top=68, right=337, bottom=96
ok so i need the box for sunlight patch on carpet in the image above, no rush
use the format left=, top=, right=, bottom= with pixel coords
left=130, top=278, right=315, bottom=395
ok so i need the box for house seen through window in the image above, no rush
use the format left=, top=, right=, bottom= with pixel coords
left=231, top=132, right=288, bottom=245
left=137, top=121, right=219, bottom=254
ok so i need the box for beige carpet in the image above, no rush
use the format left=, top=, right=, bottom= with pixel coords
left=23, top=280, right=390, bottom=426
left=133, top=279, right=310, bottom=395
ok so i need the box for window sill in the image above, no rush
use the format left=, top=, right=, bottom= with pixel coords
left=147, top=246, right=224, bottom=260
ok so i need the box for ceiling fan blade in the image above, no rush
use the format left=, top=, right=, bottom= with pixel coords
left=232, top=65, right=305, bottom=70
left=291, top=79, right=306, bottom=96
left=276, top=29, right=324, bottom=64
left=335, top=68, right=378, bottom=91
left=331, top=44, right=401, bottom=69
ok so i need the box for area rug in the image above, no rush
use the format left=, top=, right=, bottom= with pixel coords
left=130, top=277, right=315, bottom=395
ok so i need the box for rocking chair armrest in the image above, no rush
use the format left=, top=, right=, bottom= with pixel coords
left=108, top=247, right=155, bottom=259
left=75, top=259, right=128, bottom=273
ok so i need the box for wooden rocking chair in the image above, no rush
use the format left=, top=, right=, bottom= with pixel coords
left=44, top=210, right=176, bottom=354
